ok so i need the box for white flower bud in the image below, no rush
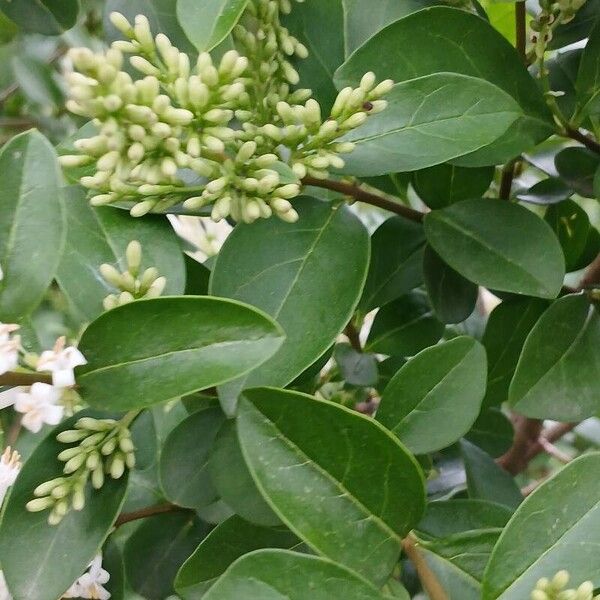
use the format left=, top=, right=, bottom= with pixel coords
left=103, top=295, right=119, bottom=311
left=576, top=582, right=594, bottom=599
left=118, top=291, right=135, bottom=305
left=243, top=200, right=261, bottom=223
left=200, top=64, right=219, bottom=87
left=295, top=42, right=309, bottom=59
left=68, top=47, right=97, bottom=70
left=128, top=124, right=146, bottom=141
left=341, top=112, right=368, bottom=129
left=188, top=76, right=209, bottom=108
left=360, top=71, right=377, bottom=92
left=126, top=241, right=142, bottom=274
left=303, top=99, right=321, bottom=126
left=276, top=101, right=295, bottom=123
left=257, top=173, right=279, bottom=195
left=202, top=135, right=225, bottom=153
left=370, top=79, right=394, bottom=99
left=254, top=154, right=278, bottom=168
left=206, top=177, right=228, bottom=194
left=186, top=136, right=201, bottom=158
left=331, top=87, right=353, bottom=118
left=329, top=155, right=345, bottom=169
left=26, top=497, right=55, bottom=513
left=127, top=142, right=145, bottom=163
left=531, top=591, right=548, bottom=600
left=262, top=124, right=283, bottom=141
left=130, top=55, right=160, bottom=77
left=183, top=196, right=205, bottom=210
left=219, top=50, right=240, bottom=75
left=59, top=154, right=92, bottom=168
left=110, top=12, right=133, bottom=36
left=125, top=104, right=155, bottom=124
left=134, top=14, right=154, bottom=51
left=292, top=162, right=307, bottom=179
left=112, top=40, right=138, bottom=53
left=162, top=107, right=194, bottom=126
left=211, top=195, right=231, bottom=221
left=90, top=194, right=116, bottom=206
left=276, top=184, right=300, bottom=199
left=190, top=158, right=213, bottom=177
left=139, top=267, right=159, bottom=289
left=97, top=150, right=120, bottom=171
left=237, top=141, right=257, bottom=163
left=100, top=264, right=123, bottom=287
left=130, top=200, right=156, bottom=217
left=151, top=122, right=172, bottom=139
left=279, top=207, right=299, bottom=223
left=282, top=62, right=299, bottom=85
left=204, top=108, right=232, bottom=124
left=271, top=197, right=292, bottom=213
left=552, top=571, right=570, bottom=590
left=103, top=94, right=123, bottom=112
left=146, top=276, right=166, bottom=298
left=196, top=52, right=213, bottom=73
left=222, top=81, right=245, bottom=102
left=161, top=157, right=178, bottom=177
left=231, top=56, right=249, bottom=78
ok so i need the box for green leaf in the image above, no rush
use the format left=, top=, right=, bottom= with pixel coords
left=413, top=164, right=495, bottom=210
left=420, top=548, right=481, bottom=600
left=482, top=297, right=548, bottom=408
left=175, top=516, right=299, bottom=599
left=11, top=55, right=64, bottom=109
left=0, top=130, right=65, bottom=322
left=76, top=296, right=285, bottom=411
left=461, top=440, right=522, bottom=511
left=365, top=292, right=445, bottom=356
left=377, top=337, right=487, bottom=455
left=341, top=73, right=522, bottom=176
left=547, top=48, right=582, bottom=122
left=516, top=177, right=573, bottom=205
left=204, top=549, right=387, bottom=600
left=465, top=409, right=514, bottom=458
left=176, top=0, right=248, bottom=52
left=555, top=146, right=600, bottom=198
left=509, top=294, right=600, bottom=421
left=424, top=199, right=565, bottom=299
left=159, top=407, right=226, bottom=509
left=208, top=419, right=281, bottom=526
left=335, top=6, right=552, bottom=166
left=237, top=387, right=425, bottom=585
left=575, top=18, right=600, bottom=118
left=124, top=511, right=209, bottom=600
left=0, top=413, right=128, bottom=600
left=550, top=0, right=600, bottom=49
left=422, top=528, right=502, bottom=581
left=184, top=254, right=211, bottom=295
left=360, top=216, right=425, bottom=312
left=210, top=198, right=369, bottom=414
left=0, top=0, right=79, bottom=34
left=56, top=186, right=186, bottom=323
left=334, top=343, right=378, bottom=387
left=342, top=0, right=436, bottom=55
left=423, top=246, right=478, bottom=324
left=417, top=499, right=512, bottom=539
left=103, top=539, right=125, bottom=600
left=483, top=454, right=600, bottom=599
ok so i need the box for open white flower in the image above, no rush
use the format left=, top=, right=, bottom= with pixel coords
left=63, top=555, right=110, bottom=600
left=36, top=337, right=87, bottom=388
left=0, top=323, right=20, bottom=376
left=15, top=383, right=64, bottom=433
left=0, top=447, right=21, bottom=507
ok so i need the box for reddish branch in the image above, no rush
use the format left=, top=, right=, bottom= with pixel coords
left=402, top=536, right=448, bottom=600
left=302, top=176, right=424, bottom=223
left=115, top=503, right=188, bottom=527
left=565, top=126, right=600, bottom=155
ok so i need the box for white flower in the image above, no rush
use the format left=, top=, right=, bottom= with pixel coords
left=15, top=383, right=64, bottom=433
left=0, top=570, right=12, bottom=600
left=36, top=337, right=87, bottom=388
left=63, top=555, right=110, bottom=600
left=0, top=447, right=21, bottom=507
left=0, top=323, right=20, bottom=376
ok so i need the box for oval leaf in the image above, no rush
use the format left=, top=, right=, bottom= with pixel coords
left=210, top=198, right=369, bottom=413
left=377, top=337, right=487, bottom=455
left=0, top=0, right=79, bottom=34
left=57, top=185, right=185, bottom=323
left=204, top=549, right=387, bottom=600
left=0, top=413, right=128, bottom=600
left=0, top=130, right=65, bottom=321
left=237, top=387, right=425, bottom=585
left=483, top=454, right=600, bottom=599
left=175, top=516, right=298, bottom=599
left=177, top=0, right=248, bottom=51
left=509, top=293, right=600, bottom=421
left=76, top=296, right=285, bottom=410
left=424, top=199, right=565, bottom=298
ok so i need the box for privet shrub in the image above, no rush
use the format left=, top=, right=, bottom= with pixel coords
left=0, top=0, right=599, bottom=599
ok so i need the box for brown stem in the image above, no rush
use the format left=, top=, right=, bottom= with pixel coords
left=565, top=126, right=600, bottom=155
left=516, top=2, right=527, bottom=63
left=115, top=503, right=188, bottom=527
left=579, top=252, right=600, bottom=289
left=402, top=535, right=448, bottom=600
left=302, top=177, right=424, bottom=223
left=537, top=437, right=572, bottom=464
left=344, top=322, right=362, bottom=352
left=499, top=161, right=516, bottom=200
left=0, top=371, right=52, bottom=386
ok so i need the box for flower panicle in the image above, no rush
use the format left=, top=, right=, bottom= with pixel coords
left=531, top=570, right=600, bottom=600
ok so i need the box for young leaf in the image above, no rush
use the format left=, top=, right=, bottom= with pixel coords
left=0, top=0, right=79, bottom=34
left=360, top=216, right=425, bottom=312
left=76, top=297, right=285, bottom=410
left=177, top=0, right=248, bottom=52
left=208, top=419, right=281, bottom=526
left=237, top=387, right=425, bottom=585
left=334, top=343, right=378, bottom=387
left=159, top=407, right=226, bottom=510
left=210, top=198, right=369, bottom=414
left=341, top=73, right=522, bottom=176
left=365, top=292, right=444, bottom=356
left=0, top=130, right=65, bottom=322
left=124, top=511, right=209, bottom=600
left=483, top=454, right=600, bottom=599
left=424, top=199, right=565, bottom=299
left=175, top=516, right=299, bottom=599
left=377, top=337, right=487, bottom=455
left=57, top=186, right=186, bottom=323
left=203, top=549, right=387, bottom=600
left=461, top=440, right=522, bottom=511
left=0, top=413, right=128, bottom=600
left=509, top=294, right=600, bottom=421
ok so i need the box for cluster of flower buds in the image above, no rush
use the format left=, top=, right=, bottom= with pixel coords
left=234, top=0, right=309, bottom=121
left=60, top=3, right=392, bottom=224
left=531, top=571, right=600, bottom=600
left=100, top=240, right=166, bottom=310
left=26, top=417, right=135, bottom=525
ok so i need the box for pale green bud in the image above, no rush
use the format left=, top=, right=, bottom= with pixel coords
left=48, top=510, right=64, bottom=526
left=104, top=94, right=123, bottom=112
left=360, top=71, right=377, bottom=92
left=342, top=112, right=368, bottom=129
left=64, top=453, right=87, bottom=474
left=26, top=496, right=55, bottom=513
left=186, top=136, right=201, bottom=158
left=204, top=108, right=232, bottom=124
left=279, top=207, right=299, bottom=223
left=109, top=12, right=133, bottom=36
left=576, top=582, right=594, bottom=599
left=100, top=437, right=118, bottom=456
left=110, top=454, right=126, bottom=479
left=276, top=101, right=295, bottom=123
left=126, top=241, right=142, bottom=274
left=369, top=100, right=388, bottom=114
left=243, top=200, right=261, bottom=223
left=68, top=47, right=97, bottom=70
left=72, top=488, right=86, bottom=511
left=531, top=591, right=549, bottom=600
left=276, top=184, right=300, bottom=199
left=237, top=141, right=257, bottom=163
left=118, top=291, right=135, bottom=305
left=370, top=79, right=394, bottom=99
left=255, top=154, right=278, bottom=168
left=262, top=124, right=283, bottom=141
left=34, top=478, right=66, bottom=497
left=81, top=172, right=105, bottom=188
left=188, top=76, right=209, bottom=108
left=162, top=107, right=194, bottom=126
left=125, top=452, right=136, bottom=469
left=130, top=55, right=160, bottom=77
left=271, top=197, right=292, bottom=213
left=119, top=436, right=135, bottom=453
left=304, top=99, right=321, bottom=126
left=211, top=196, right=231, bottom=221
left=57, top=429, right=88, bottom=443
left=161, top=157, right=178, bottom=177
left=120, top=271, right=137, bottom=293
left=92, top=465, right=104, bottom=489
left=552, top=571, right=571, bottom=591
left=203, top=135, right=225, bottom=153
left=77, top=417, right=117, bottom=431
left=103, top=295, right=119, bottom=311
left=112, top=40, right=138, bottom=53
left=50, top=484, right=70, bottom=499
left=97, top=150, right=120, bottom=172
left=57, top=446, right=84, bottom=462
left=332, top=141, right=356, bottom=154
left=86, top=451, right=101, bottom=470
left=282, top=62, right=299, bottom=85
left=295, top=42, right=309, bottom=59
left=90, top=193, right=117, bottom=207
left=222, top=81, right=245, bottom=102
left=206, top=177, right=228, bottom=194
left=130, top=200, right=156, bottom=218
left=183, top=196, right=205, bottom=210
left=139, top=267, right=159, bottom=290
left=100, top=263, right=123, bottom=288
left=146, top=277, right=166, bottom=298
left=134, top=14, right=154, bottom=51
left=190, top=158, right=213, bottom=177
left=125, top=104, right=155, bottom=124
left=331, top=87, right=352, bottom=118
left=59, top=154, right=93, bottom=168
left=292, top=162, right=307, bottom=179
left=127, top=142, right=145, bottom=163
